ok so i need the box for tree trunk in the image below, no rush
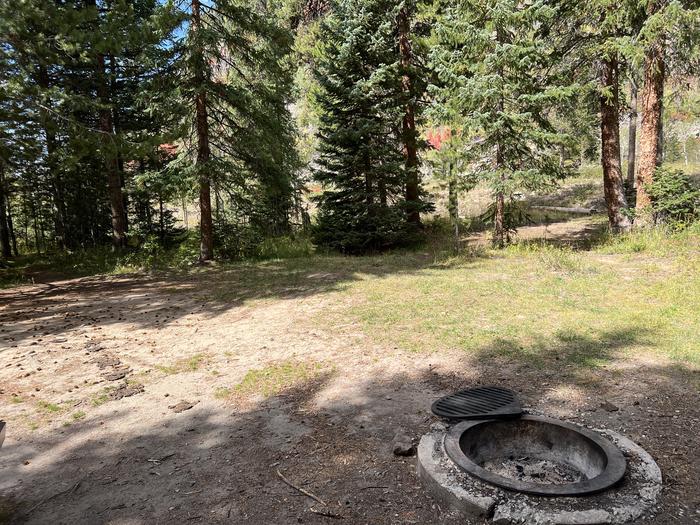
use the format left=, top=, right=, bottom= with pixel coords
left=159, top=193, right=165, bottom=241
left=0, top=164, right=11, bottom=258
left=192, top=0, right=214, bottom=261
left=89, top=0, right=127, bottom=248
left=600, top=55, right=631, bottom=232
left=96, top=56, right=127, bottom=248
left=626, top=78, right=638, bottom=193
left=635, top=21, right=665, bottom=225
left=493, top=183, right=505, bottom=248
left=7, top=195, right=17, bottom=256
left=38, top=64, right=68, bottom=250
left=493, top=143, right=506, bottom=248
left=398, top=6, right=421, bottom=227
left=493, top=25, right=506, bottom=248
left=447, top=162, right=459, bottom=252
left=109, top=54, right=129, bottom=233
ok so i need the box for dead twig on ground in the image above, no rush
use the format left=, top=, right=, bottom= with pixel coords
left=276, top=469, right=326, bottom=506
left=147, top=452, right=175, bottom=464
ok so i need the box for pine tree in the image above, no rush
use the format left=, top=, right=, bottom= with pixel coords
left=312, top=0, right=430, bottom=253
left=430, top=0, right=580, bottom=246
left=1, top=0, right=181, bottom=251
left=593, top=2, right=634, bottom=232
left=634, top=0, right=699, bottom=225
left=169, top=0, right=300, bottom=261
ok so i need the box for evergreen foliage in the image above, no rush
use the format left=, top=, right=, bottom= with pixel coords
left=0, top=0, right=699, bottom=262
left=311, top=0, right=431, bottom=253
left=647, top=167, right=700, bottom=228
left=429, top=0, right=582, bottom=246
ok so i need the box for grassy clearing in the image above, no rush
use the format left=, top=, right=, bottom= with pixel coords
left=316, top=226, right=700, bottom=372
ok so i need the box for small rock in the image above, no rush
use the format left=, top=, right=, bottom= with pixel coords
left=392, top=432, right=416, bottom=457
left=601, top=401, right=619, bottom=412
left=110, top=382, right=145, bottom=400
left=103, top=370, right=128, bottom=381
left=169, top=400, right=198, bottom=413
left=94, top=355, right=121, bottom=369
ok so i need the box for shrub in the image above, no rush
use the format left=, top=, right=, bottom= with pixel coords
left=647, top=168, right=700, bottom=230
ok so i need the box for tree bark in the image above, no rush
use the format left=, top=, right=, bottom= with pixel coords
left=600, top=55, right=631, bottom=232
left=493, top=25, right=506, bottom=248
left=398, top=6, right=421, bottom=227
left=7, top=196, right=17, bottom=256
left=109, top=54, right=129, bottom=233
left=447, top=161, right=459, bottom=252
left=89, top=0, right=127, bottom=249
left=493, top=159, right=506, bottom=248
left=192, top=0, right=214, bottom=261
left=626, top=77, right=638, bottom=193
left=38, top=64, right=68, bottom=250
left=0, top=163, right=11, bottom=258
left=635, top=19, right=665, bottom=225
left=98, top=53, right=127, bottom=249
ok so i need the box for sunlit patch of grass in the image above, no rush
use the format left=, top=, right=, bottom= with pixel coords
left=10, top=396, right=23, bottom=404
left=505, top=243, right=599, bottom=276
left=90, top=391, right=109, bottom=407
left=155, top=353, right=208, bottom=375
left=213, top=386, right=231, bottom=399
left=72, top=410, right=86, bottom=420
left=234, top=360, right=328, bottom=398
left=36, top=401, right=62, bottom=413
left=329, top=229, right=700, bottom=369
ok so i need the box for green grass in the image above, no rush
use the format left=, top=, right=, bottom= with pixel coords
left=213, top=386, right=232, bottom=399
left=312, top=227, right=700, bottom=370
left=91, top=391, right=110, bottom=407
left=233, top=360, right=327, bottom=398
left=36, top=400, right=62, bottom=413
left=155, top=353, right=208, bottom=375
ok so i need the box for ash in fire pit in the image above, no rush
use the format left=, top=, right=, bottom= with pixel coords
left=444, top=415, right=626, bottom=496
left=484, top=456, right=583, bottom=485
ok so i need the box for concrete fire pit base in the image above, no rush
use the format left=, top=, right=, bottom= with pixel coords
left=416, top=421, right=662, bottom=524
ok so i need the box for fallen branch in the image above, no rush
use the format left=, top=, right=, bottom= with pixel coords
left=276, top=469, right=326, bottom=506
left=530, top=205, right=596, bottom=215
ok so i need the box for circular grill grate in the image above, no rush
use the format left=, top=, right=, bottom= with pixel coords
left=431, top=386, right=522, bottom=420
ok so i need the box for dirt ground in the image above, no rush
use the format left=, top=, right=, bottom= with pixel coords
left=1, top=244, right=699, bottom=524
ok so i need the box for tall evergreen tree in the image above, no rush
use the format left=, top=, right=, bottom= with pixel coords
left=169, top=0, right=300, bottom=261
left=312, top=0, right=430, bottom=253
left=430, top=0, right=580, bottom=246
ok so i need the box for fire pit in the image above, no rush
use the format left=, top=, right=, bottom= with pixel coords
left=444, top=415, right=627, bottom=496
left=417, top=387, right=662, bottom=524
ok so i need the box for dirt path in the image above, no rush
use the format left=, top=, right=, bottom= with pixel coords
left=0, top=268, right=698, bottom=524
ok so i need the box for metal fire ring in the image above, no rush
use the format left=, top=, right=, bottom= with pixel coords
left=444, top=415, right=627, bottom=496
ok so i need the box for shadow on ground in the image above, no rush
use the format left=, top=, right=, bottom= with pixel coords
left=0, top=251, right=475, bottom=347
left=1, top=323, right=698, bottom=524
